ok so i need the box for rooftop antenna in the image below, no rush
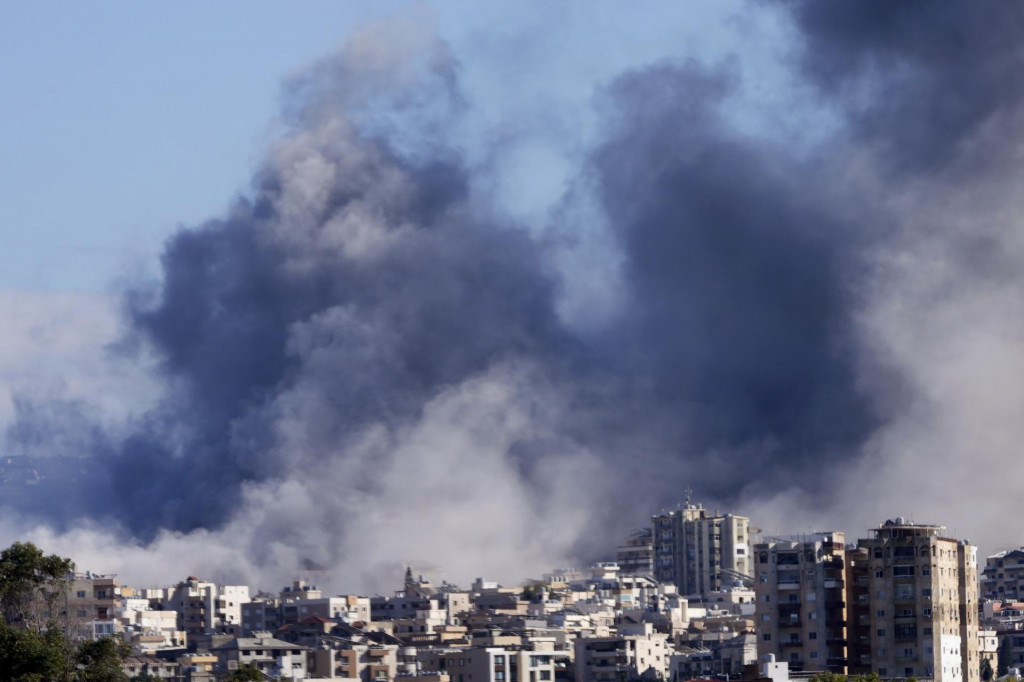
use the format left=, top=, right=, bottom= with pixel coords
left=684, top=487, right=693, bottom=506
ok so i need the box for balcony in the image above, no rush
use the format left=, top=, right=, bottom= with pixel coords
left=781, top=640, right=804, bottom=648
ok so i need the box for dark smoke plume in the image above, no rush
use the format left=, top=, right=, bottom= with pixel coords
left=6, top=1, right=1024, bottom=584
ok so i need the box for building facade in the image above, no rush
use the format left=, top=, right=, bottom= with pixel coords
left=981, top=549, right=1024, bottom=601
left=652, top=503, right=751, bottom=599
left=616, top=528, right=654, bottom=577
left=847, top=519, right=979, bottom=682
left=753, top=532, right=848, bottom=673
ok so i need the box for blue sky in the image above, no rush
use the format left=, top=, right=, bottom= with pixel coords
left=0, top=0, right=775, bottom=293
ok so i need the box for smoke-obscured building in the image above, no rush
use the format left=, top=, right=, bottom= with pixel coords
left=981, top=549, right=1024, bottom=601
left=652, top=502, right=751, bottom=599
left=753, top=532, right=848, bottom=673
left=616, top=528, right=653, bottom=577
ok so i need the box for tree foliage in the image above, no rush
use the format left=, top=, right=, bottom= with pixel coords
left=0, top=541, right=75, bottom=630
left=1001, top=635, right=1013, bottom=677
left=0, top=542, right=129, bottom=681
left=226, top=665, right=265, bottom=681
left=0, top=622, right=71, bottom=681
left=810, top=674, right=882, bottom=682
left=74, top=636, right=130, bottom=681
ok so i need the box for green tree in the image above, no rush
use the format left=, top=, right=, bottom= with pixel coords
left=1000, top=635, right=1013, bottom=677
left=809, top=672, right=847, bottom=682
left=74, top=636, right=130, bottom=681
left=982, top=657, right=994, bottom=682
left=0, top=542, right=131, bottom=681
left=0, top=541, right=75, bottom=631
left=0, top=622, right=71, bottom=681
left=849, top=674, right=882, bottom=682
left=226, top=664, right=265, bottom=681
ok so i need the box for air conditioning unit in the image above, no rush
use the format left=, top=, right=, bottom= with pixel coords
left=228, top=661, right=238, bottom=670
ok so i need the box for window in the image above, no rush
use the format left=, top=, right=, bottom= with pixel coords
left=877, top=629, right=886, bottom=637
left=923, top=608, right=932, bottom=617
left=495, top=656, right=505, bottom=665
left=539, top=672, right=551, bottom=681
left=810, top=652, right=818, bottom=659
left=922, top=588, right=932, bottom=598
left=877, top=610, right=886, bottom=617
left=763, top=634, right=772, bottom=641
left=922, top=567, right=931, bottom=576
left=893, top=566, right=915, bottom=577
left=809, top=632, right=818, bottom=640
left=875, top=570, right=884, bottom=578
left=76, top=591, right=86, bottom=598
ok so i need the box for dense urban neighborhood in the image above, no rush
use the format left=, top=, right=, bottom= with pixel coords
left=1, top=501, right=1019, bottom=682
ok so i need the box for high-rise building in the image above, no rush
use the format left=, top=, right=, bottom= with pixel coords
left=753, top=532, right=848, bottom=673
left=652, top=501, right=751, bottom=599
left=847, top=519, right=979, bottom=682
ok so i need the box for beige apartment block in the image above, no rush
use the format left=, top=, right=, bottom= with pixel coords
left=574, top=623, right=670, bottom=682
left=652, top=502, right=751, bottom=599
left=68, top=574, right=122, bottom=640
left=418, top=646, right=558, bottom=682
left=847, top=519, right=978, bottom=682
left=753, top=532, right=848, bottom=673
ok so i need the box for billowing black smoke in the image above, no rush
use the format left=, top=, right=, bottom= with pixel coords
left=6, top=1, right=1024, bottom=576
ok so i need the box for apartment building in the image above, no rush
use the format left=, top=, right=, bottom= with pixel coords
left=574, top=622, right=670, bottom=682
left=981, top=549, right=1024, bottom=601
left=418, top=646, right=558, bottom=682
left=68, top=574, right=122, bottom=640
left=616, top=528, right=654, bottom=577
left=847, top=519, right=979, bottom=682
left=753, top=532, right=848, bottom=673
left=241, top=596, right=282, bottom=635
left=210, top=634, right=309, bottom=678
left=652, top=502, right=751, bottom=599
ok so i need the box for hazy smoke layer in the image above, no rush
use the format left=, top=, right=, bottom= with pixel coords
left=4, top=1, right=1024, bottom=588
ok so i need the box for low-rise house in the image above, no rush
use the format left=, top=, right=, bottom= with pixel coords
left=211, top=633, right=310, bottom=678
left=574, top=623, right=670, bottom=682
left=121, top=655, right=180, bottom=680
